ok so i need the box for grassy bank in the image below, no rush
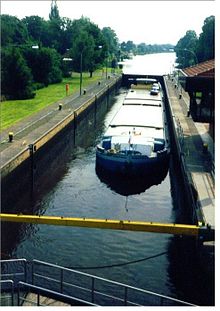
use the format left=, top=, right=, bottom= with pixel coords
left=1, top=70, right=105, bottom=131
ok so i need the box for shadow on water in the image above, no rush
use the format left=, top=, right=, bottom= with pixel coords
left=1, top=87, right=119, bottom=260
left=0, top=147, right=73, bottom=260
left=95, top=163, right=169, bottom=196
left=167, top=235, right=214, bottom=306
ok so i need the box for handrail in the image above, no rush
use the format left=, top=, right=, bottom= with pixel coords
left=17, top=281, right=97, bottom=306
left=1, top=258, right=196, bottom=306
left=0, top=280, right=15, bottom=306
left=1, top=258, right=27, bottom=283
left=32, top=259, right=195, bottom=306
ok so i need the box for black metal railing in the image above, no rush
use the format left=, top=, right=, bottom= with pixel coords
left=0, top=280, right=15, bottom=306
left=1, top=258, right=195, bottom=306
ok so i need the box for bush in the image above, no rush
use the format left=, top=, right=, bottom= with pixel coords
left=1, top=47, right=35, bottom=99
left=33, top=82, right=45, bottom=90
left=23, top=47, right=62, bottom=86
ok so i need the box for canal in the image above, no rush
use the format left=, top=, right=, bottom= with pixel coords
left=1, top=53, right=214, bottom=305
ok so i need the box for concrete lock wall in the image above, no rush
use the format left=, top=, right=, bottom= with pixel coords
left=162, top=77, right=198, bottom=224
left=1, top=80, right=121, bottom=213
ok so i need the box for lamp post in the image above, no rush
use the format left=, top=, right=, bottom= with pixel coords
left=80, top=45, right=103, bottom=94
left=105, top=51, right=108, bottom=79
left=80, top=52, right=83, bottom=95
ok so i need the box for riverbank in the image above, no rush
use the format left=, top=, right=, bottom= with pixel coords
left=1, top=70, right=110, bottom=130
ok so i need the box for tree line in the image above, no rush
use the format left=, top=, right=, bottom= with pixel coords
left=1, top=0, right=215, bottom=100
left=1, top=1, right=119, bottom=100
left=120, top=41, right=174, bottom=56
left=174, top=15, right=215, bottom=68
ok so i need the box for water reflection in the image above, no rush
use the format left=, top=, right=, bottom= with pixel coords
left=96, top=163, right=169, bottom=196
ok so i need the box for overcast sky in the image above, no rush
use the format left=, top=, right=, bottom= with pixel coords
left=1, top=0, right=216, bottom=45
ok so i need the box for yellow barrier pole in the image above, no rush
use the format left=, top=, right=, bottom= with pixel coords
left=0, top=213, right=200, bottom=236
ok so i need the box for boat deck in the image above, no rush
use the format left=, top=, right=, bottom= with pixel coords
left=110, top=104, right=164, bottom=129
left=126, top=89, right=162, bottom=102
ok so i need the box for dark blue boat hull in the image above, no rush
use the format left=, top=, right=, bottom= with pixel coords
left=96, top=150, right=170, bottom=195
left=96, top=149, right=169, bottom=177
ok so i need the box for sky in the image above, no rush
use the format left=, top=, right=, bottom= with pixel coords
left=1, top=0, right=216, bottom=45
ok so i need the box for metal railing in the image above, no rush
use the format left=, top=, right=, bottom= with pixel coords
left=0, top=280, right=15, bottom=306
left=17, top=282, right=97, bottom=306
left=1, top=258, right=196, bottom=306
left=1, top=258, right=27, bottom=284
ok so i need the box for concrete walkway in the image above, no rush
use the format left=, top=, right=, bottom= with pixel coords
left=22, top=293, right=71, bottom=306
left=165, top=76, right=215, bottom=228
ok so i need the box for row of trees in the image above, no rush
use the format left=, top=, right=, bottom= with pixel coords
left=1, top=0, right=119, bottom=99
left=1, top=0, right=215, bottom=100
left=120, top=41, right=174, bottom=56
left=174, top=15, right=215, bottom=68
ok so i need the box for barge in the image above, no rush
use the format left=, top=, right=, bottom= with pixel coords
left=96, top=78, right=170, bottom=178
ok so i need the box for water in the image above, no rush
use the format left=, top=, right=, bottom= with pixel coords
left=123, top=52, right=176, bottom=75
left=2, top=53, right=214, bottom=305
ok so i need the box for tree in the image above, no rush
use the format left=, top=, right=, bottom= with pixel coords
left=47, top=49, right=63, bottom=83
left=49, top=0, right=60, bottom=20
left=136, top=43, right=147, bottom=55
left=69, top=17, right=106, bottom=76
left=69, top=30, right=94, bottom=72
left=58, top=17, right=76, bottom=54
left=23, top=47, right=62, bottom=86
left=175, top=16, right=215, bottom=67
left=47, top=0, right=64, bottom=53
left=196, top=16, right=215, bottom=62
left=1, top=14, right=30, bottom=46
left=84, top=19, right=107, bottom=76
left=22, top=15, right=49, bottom=47
left=102, top=27, right=119, bottom=56
left=1, top=47, right=35, bottom=99
left=175, top=30, right=198, bottom=68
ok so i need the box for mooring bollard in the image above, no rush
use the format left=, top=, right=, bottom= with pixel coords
left=59, top=103, right=62, bottom=110
left=8, top=132, right=14, bottom=142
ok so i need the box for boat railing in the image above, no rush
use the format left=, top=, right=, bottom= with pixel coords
left=110, top=124, right=164, bottom=130
left=1, top=258, right=196, bottom=306
left=123, top=102, right=162, bottom=107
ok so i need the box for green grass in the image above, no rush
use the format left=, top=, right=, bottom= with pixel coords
left=1, top=70, right=106, bottom=131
